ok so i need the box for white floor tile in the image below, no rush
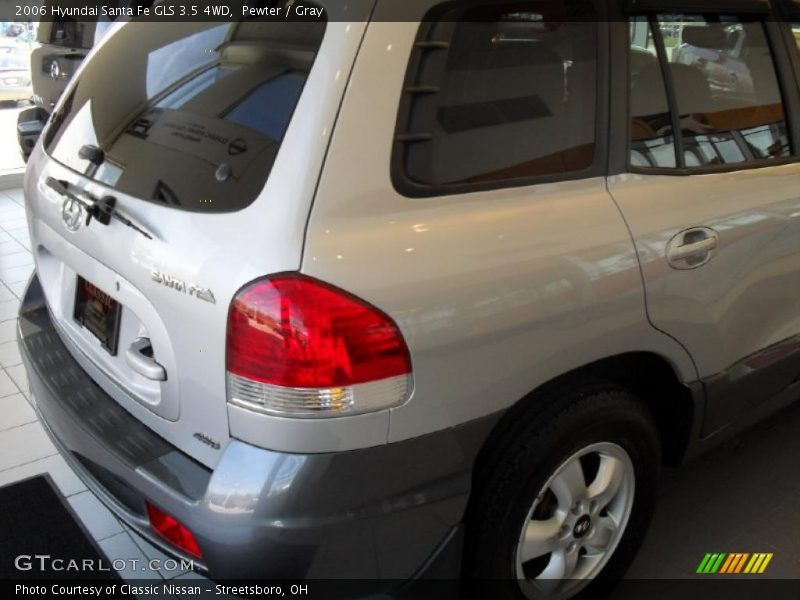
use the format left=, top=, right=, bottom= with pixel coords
left=99, top=532, right=163, bottom=579
left=7, top=281, right=27, bottom=298
left=0, top=197, right=18, bottom=210
left=0, top=368, right=19, bottom=397
left=0, top=298, right=20, bottom=321
left=0, top=218, right=29, bottom=230
left=67, top=490, right=124, bottom=541
left=0, top=264, right=33, bottom=284
left=0, top=240, right=27, bottom=257
left=6, top=363, right=28, bottom=395
left=0, top=205, right=25, bottom=217
left=0, top=318, right=17, bottom=343
left=0, top=421, right=56, bottom=471
left=0, top=252, right=33, bottom=269
left=0, top=453, right=86, bottom=497
left=128, top=529, right=190, bottom=579
left=1, top=189, right=24, bottom=204
left=0, top=392, right=36, bottom=431
left=6, top=227, right=29, bottom=240
left=0, top=340, right=22, bottom=367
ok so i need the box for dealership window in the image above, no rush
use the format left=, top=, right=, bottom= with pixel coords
left=395, top=1, right=598, bottom=191
left=0, top=21, right=36, bottom=174
left=629, top=16, right=790, bottom=169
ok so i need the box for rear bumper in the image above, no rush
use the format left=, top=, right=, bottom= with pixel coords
left=18, top=273, right=494, bottom=583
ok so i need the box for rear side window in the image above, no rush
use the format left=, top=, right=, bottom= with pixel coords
left=629, top=15, right=790, bottom=169
left=44, top=19, right=325, bottom=213
left=394, top=1, right=599, bottom=195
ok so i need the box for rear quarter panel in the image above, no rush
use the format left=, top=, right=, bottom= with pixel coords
left=302, top=21, right=698, bottom=444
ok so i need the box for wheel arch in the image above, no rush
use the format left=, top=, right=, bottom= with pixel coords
left=472, top=351, right=699, bottom=494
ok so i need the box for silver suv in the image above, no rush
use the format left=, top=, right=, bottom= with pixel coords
left=17, top=0, right=800, bottom=597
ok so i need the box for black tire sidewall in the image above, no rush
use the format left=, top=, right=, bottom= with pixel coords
left=465, top=387, right=660, bottom=599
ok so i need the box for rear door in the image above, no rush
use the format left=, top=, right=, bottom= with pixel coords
left=24, top=9, right=373, bottom=467
left=608, top=5, right=800, bottom=435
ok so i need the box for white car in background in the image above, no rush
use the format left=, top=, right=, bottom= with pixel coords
left=0, top=43, right=32, bottom=106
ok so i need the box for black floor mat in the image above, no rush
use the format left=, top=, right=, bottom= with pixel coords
left=0, top=475, right=118, bottom=579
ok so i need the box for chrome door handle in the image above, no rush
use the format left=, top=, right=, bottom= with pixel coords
left=125, top=337, right=166, bottom=381
left=669, top=236, right=718, bottom=261
left=666, top=227, right=719, bottom=269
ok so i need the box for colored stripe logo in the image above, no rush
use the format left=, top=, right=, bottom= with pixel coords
left=697, top=552, right=773, bottom=574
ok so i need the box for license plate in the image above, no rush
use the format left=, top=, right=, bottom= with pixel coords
left=74, top=277, right=122, bottom=355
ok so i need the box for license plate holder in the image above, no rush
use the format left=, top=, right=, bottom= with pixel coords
left=73, top=277, right=122, bottom=355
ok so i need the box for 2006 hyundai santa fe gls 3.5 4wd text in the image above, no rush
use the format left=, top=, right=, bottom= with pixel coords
left=16, top=0, right=800, bottom=596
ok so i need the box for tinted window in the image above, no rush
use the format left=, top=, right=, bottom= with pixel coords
left=44, top=20, right=325, bottom=212
left=396, top=1, right=598, bottom=191
left=630, top=16, right=790, bottom=169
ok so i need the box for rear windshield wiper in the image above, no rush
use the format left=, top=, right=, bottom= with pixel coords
left=45, top=177, right=154, bottom=241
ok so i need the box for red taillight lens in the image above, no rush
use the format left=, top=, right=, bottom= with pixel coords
left=226, top=274, right=411, bottom=388
left=146, top=503, right=203, bottom=559
left=226, top=274, right=411, bottom=417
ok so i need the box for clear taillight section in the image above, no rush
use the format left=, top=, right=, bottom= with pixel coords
left=226, top=274, right=411, bottom=418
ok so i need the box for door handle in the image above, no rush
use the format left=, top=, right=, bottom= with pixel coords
left=666, top=227, right=719, bottom=269
left=125, top=337, right=167, bottom=381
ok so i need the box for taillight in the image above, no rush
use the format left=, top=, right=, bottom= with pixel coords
left=146, top=503, right=203, bottom=559
left=226, top=273, right=412, bottom=417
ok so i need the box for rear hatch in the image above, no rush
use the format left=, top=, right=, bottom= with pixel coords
left=23, top=12, right=369, bottom=468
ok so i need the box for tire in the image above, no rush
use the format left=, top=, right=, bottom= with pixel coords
left=464, top=382, right=661, bottom=599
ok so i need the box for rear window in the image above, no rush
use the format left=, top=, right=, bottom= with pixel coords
left=44, top=20, right=326, bottom=213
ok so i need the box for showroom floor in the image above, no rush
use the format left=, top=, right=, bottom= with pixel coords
left=0, top=182, right=798, bottom=590
left=0, top=107, right=26, bottom=173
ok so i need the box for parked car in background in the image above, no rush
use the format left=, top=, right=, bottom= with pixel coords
left=0, top=52, right=32, bottom=105
left=5, top=23, right=25, bottom=38
left=16, top=18, right=95, bottom=160
left=16, top=3, right=152, bottom=160
left=0, top=38, right=34, bottom=59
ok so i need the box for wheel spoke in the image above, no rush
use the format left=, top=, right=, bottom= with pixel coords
left=520, top=517, right=562, bottom=562
left=538, top=548, right=579, bottom=588
left=587, top=454, right=624, bottom=511
left=584, top=515, right=619, bottom=555
left=549, top=458, right=586, bottom=508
